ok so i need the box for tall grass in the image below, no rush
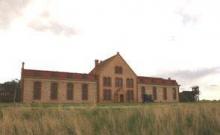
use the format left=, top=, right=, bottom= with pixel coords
left=0, top=103, right=220, bottom=135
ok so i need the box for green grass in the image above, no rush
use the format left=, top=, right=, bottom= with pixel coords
left=0, top=102, right=220, bottom=135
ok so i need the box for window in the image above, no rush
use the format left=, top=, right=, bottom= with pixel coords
left=50, top=82, right=58, bottom=100
left=152, top=86, right=157, bottom=100
left=163, top=87, right=167, bottom=100
left=103, top=89, right=112, bottom=100
left=126, top=90, right=134, bottom=102
left=115, top=77, right=123, bottom=87
left=103, top=77, right=111, bottom=87
left=173, top=88, right=177, bottom=100
left=126, top=78, right=134, bottom=88
left=141, top=86, right=146, bottom=97
left=82, top=84, right=88, bottom=100
left=33, top=81, right=41, bottom=100
left=115, top=66, right=123, bottom=74
left=67, top=83, right=74, bottom=100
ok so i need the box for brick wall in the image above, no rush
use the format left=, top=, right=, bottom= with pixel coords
left=23, top=78, right=97, bottom=103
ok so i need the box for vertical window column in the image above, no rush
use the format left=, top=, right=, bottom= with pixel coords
left=33, top=81, right=41, bottom=100
left=82, top=84, right=88, bottom=100
left=67, top=83, right=74, bottom=100
left=153, top=86, right=157, bottom=101
left=50, top=82, right=58, bottom=100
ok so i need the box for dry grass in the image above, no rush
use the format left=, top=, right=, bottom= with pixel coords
left=0, top=102, right=220, bottom=135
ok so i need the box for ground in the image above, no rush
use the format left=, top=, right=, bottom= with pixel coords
left=0, top=102, right=220, bottom=135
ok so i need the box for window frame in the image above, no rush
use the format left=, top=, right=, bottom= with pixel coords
left=163, top=87, right=167, bottom=100
left=126, top=78, right=134, bottom=88
left=126, top=90, right=134, bottom=102
left=103, top=77, right=112, bottom=87
left=115, top=77, right=123, bottom=88
left=115, top=66, right=123, bottom=74
left=50, top=82, right=58, bottom=100
left=66, top=83, right=74, bottom=100
left=82, top=83, right=88, bottom=100
left=103, top=89, right=112, bottom=100
left=33, top=81, right=41, bottom=100
left=152, top=86, right=157, bottom=100
left=141, top=86, right=146, bottom=97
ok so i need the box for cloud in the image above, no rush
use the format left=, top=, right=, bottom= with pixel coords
left=175, top=0, right=201, bottom=26
left=177, top=10, right=199, bottom=26
left=28, top=11, right=76, bottom=36
left=208, top=84, right=219, bottom=88
left=0, top=0, right=30, bottom=29
left=163, top=67, right=220, bottom=81
left=158, top=67, right=220, bottom=93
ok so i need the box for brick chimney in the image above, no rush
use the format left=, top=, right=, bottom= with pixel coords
left=22, top=62, right=25, bottom=69
left=95, top=59, right=99, bottom=67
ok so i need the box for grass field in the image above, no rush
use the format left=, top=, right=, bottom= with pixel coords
left=0, top=102, right=220, bottom=135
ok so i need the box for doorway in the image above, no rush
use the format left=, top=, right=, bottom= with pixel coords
left=119, top=94, right=124, bottom=102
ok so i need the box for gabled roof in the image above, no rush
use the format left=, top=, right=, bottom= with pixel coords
left=90, top=52, right=137, bottom=76
left=138, top=76, right=179, bottom=86
left=22, top=69, right=95, bottom=81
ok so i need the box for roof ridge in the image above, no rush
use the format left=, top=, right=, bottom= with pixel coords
left=23, top=69, right=89, bottom=75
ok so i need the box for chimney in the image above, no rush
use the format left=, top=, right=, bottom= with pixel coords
left=22, top=62, right=25, bottom=69
left=95, top=59, right=99, bottom=67
left=168, top=77, right=171, bottom=80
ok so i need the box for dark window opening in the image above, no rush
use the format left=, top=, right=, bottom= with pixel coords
left=103, top=89, right=112, bottom=100
left=126, top=78, right=134, bottom=88
left=126, top=90, right=134, bottom=102
left=163, top=87, right=167, bottom=100
left=50, top=82, right=58, bottom=100
left=115, top=66, right=123, bottom=74
left=82, top=84, right=88, bottom=100
left=153, top=86, right=157, bottom=100
left=103, top=77, right=112, bottom=87
left=115, top=77, right=123, bottom=87
left=33, top=81, right=41, bottom=100
left=67, top=83, right=74, bottom=100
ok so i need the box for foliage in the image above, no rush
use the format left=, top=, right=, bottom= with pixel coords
left=0, top=79, right=21, bottom=102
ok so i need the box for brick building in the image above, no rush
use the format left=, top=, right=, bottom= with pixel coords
left=21, top=52, right=179, bottom=103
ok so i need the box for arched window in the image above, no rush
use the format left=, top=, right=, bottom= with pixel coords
left=33, top=81, right=41, bottom=100
left=152, top=86, right=157, bottom=100
left=126, top=78, right=134, bottom=88
left=163, top=87, right=167, bottom=100
left=82, top=84, right=88, bottom=100
left=50, top=82, right=58, bottom=100
left=67, top=83, right=74, bottom=100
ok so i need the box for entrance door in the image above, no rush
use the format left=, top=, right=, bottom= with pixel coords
left=119, top=94, right=124, bottom=102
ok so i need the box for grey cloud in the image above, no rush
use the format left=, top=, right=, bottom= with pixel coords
left=28, top=11, right=76, bottom=36
left=29, top=20, right=76, bottom=36
left=175, top=0, right=200, bottom=26
left=177, top=11, right=198, bottom=26
left=158, top=67, right=220, bottom=92
left=165, top=67, right=220, bottom=81
left=0, top=0, right=30, bottom=29
left=207, top=84, right=219, bottom=88
left=203, top=84, right=220, bottom=92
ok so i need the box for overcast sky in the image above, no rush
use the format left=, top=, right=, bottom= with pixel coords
left=0, top=0, right=220, bottom=100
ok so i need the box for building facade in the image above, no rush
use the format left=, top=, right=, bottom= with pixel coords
left=21, top=52, right=179, bottom=103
